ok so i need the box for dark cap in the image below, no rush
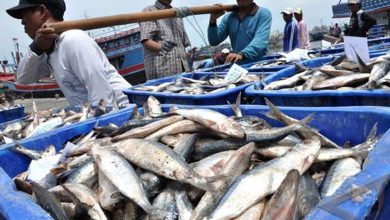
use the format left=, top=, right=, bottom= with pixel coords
left=6, top=0, right=66, bottom=20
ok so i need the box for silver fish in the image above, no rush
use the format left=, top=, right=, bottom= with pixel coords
left=116, top=139, right=212, bottom=191
left=172, top=109, right=246, bottom=139
left=191, top=143, right=255, bottom=220
left=62, top=183, right=107, bottom=220
left=209, top=137, right=320, bottom=220
left=92, top=146, right=152, bottom=214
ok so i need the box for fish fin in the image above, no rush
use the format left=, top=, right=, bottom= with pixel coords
left=263, top=111, right=278, bottom=121
left=259, top=79, right=267, bottom=88
left=299, top=113, right=315, bottom=125
left=265, top=98, right=284, bottom=121
left=366, top=123, right=378, bottom=142
left=352, top=47, right=371, bottom=73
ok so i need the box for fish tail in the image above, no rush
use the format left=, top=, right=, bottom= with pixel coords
left=264, top=98, right=285, bottom=121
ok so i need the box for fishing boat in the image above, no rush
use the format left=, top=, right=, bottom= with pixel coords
left=2, top=26, right=146, bottom=98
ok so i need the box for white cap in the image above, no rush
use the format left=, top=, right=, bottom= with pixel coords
left=221, top=48, right=230, bottom=54
left=281, top=7, right=294, bottom=15
left=294, top=8, right=303, bottom=15
left=348, top=0, right=360, bottom=4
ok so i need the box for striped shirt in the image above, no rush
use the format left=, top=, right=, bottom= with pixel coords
left=140, top=1, right=190, bottom=80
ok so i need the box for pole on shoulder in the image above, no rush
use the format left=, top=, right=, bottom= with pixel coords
left=47, top=4, right=238, bottom=34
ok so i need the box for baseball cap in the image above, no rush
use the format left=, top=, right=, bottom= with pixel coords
left=6, top=0, right=66, bottom=20
left=294, top=8, right=303, bottom=15
left=348, top=0, right=360, bottom=4
left=281, top=7, right=293, bottom=15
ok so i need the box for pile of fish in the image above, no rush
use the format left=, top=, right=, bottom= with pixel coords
left=0, top=99, right=109, bottom=145
left=132, top=74, right=262, bottom=95
left=262, top=52, right=390, bottom=91
left=11, top=96, right=379, bottom=220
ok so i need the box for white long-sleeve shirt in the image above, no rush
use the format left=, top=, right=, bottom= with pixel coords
left=17, top=30, right=131, bottom=107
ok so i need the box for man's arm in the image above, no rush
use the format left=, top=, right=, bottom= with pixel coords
left=208, top=12, right=229, bottom=46
left=361, top=13, right=377, bottom=34
left=238, top=9, right=272, bottom=61
left=17, top=45, right=52, bottom=84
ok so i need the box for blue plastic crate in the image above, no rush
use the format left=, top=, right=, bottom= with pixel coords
left=0, top=106, right=24, bottom=124
left=157, top=104, right=390, bottom=220
left=0, top=105, right=135, bottom=178
left=123, top=72, right=269, bottom=106
left=245, top=55, right=390, bottom=107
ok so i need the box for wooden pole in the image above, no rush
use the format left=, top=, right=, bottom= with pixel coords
left=47, top=4, right=238, bottom=33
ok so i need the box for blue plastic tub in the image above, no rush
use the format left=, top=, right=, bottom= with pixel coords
left=0, top=104, right=389, bottom=219
left=245, top=55, right=390, bottom=107
left=123, top=72, right=267, bottom=106
left=157, top=104, right=390, bottom=220
left=0, top=106, right=24, bottom=124
left=0, top=105, right=135, bottom=178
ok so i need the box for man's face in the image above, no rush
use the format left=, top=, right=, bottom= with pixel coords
left=21, top=7, right=45, bottom=39
left=236, top=0, right=254, bottom=7
left=348, top=4, right=359, bottom=13
left=283, top=13, right=292, bottom=22
left=294, top=13, right=302, bottom=21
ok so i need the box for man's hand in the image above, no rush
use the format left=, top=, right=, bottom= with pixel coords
left=210, top=4, right=225, bottom=24
left=225, top=53, right=244, bottom=64
left=34, top=23, right=58, bottom=51
left=160, top=41, right=177, bottom=56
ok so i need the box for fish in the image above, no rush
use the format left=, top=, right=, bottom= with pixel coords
left=149, top=187, right=178, bottom=220
left=140, top=172, right=163, bottom=199
left=245, top=114, right=314, bottom=144
left=172, top=108, right=246, bottom=139
left=296, top=173, right=321, bottom=219
left=62, top=183, right=108, bottom=220
left=208, top=136, right=320, bottom=220
left=31, top=182, right=69, bottom=220
left=111, top=115, right=184, bottom=142
left=65, top=159, right=97, bottom=189
left=192, top=137, right=248, bottom=161
left=173, top=133, right=198, bottom=161
left=116, top=139, right=213, bottom=191
left=147, top=96, right=163, bottom=118
left=262, top=169, right=300, bottom=220
left=145, top=120, right=204, bottom=141
left=320, top=157, right=362, bottom=198
left=12, top=144, right=56, bottom=160
left=191, top=143, right=255, bottom=220
left=92, top=146, right=152, bottom=214
left=264, top=70, right=310, bottom=90
left=312, top=73, right=370, bottom=90
left=367, top=54, right=390, bottom=89
left=191, top=150, right=235, bottom=177
left=94, top=99, right=107, bottom=117
left=97, top=170, right=124, bottom=211
left=175, top=190, right=193, bottom=220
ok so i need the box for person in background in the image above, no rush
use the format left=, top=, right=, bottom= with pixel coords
left=208, top=0, right=272, bottom=64
left=140, top=0, right=191, bottom=80
left=345, top=0, right=377, bottom=37
left=333, top=23, right=342, bottom=37
left=6, top=0, right=131, bottom=107
left=293, top=8, right=310, bottom=49
left=282, top=7, right=298, bottom=52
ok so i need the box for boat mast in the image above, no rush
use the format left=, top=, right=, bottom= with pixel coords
left=13, top=38, right=20, bottom=64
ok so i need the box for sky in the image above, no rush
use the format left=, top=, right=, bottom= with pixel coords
left=0, top=0, right=348, bottom=62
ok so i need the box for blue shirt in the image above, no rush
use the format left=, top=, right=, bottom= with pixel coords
left=283, top=19, right=298, bottom=52
left=208, top=5, right=272, bottom=64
